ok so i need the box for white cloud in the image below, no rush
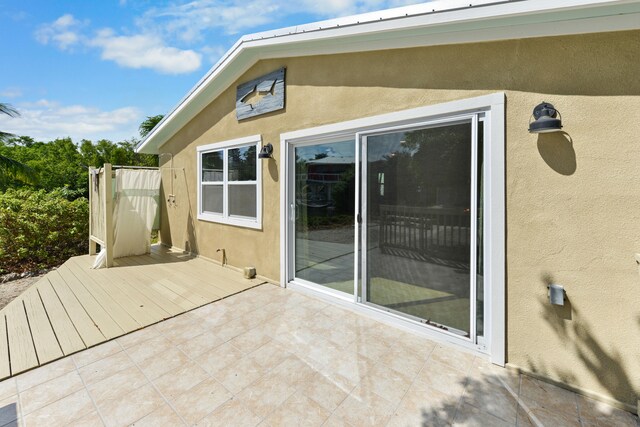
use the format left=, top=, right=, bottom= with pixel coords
left=35, top=13, right=87, bottom=51
left=89, top=29, right=201, bottom=74
left=0, top=87, right=23, bottom=98
left=0, top=100, right=141, bottom=142
left=35, top=2, right=422, bottom=74
left=35, top=14, right=201, bottom=74
left=142, top=0, right=423, bottom=39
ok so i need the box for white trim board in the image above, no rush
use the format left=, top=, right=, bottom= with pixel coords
left=280, top=93, right=506, bottom=365
left=137, top=0, right=640, bottom=154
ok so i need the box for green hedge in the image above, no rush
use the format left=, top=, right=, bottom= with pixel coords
left=0, top=188, right=88, bottom=274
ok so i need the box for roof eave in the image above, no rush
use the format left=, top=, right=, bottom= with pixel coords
left=136, top=0, right=640, bottom=155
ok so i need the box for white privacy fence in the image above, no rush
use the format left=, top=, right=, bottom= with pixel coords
left=89, top=164, right=161, bottom=268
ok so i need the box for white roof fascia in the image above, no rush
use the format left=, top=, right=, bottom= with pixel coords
left=137, top=0, right=640, bottom=154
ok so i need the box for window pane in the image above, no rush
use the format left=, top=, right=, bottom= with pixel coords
left=202, top=185, right=223, bottom=214
left=228, top=146, right=257, bottom=181
left=202, top=151, right=223, bottom=182
left=229, top=184, right=257, bottom=218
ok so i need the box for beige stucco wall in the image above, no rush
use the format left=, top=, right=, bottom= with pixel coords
left=158, top=30, right=640, bottom=409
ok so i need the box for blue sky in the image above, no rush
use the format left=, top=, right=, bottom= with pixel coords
left=0, top=0, right=421, bottom=143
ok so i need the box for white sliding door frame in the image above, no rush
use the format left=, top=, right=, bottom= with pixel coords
left=280, top=93, right=505, bottom=365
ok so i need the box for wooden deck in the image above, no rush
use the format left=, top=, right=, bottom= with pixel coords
left=0, top=246, right=263, bottom=378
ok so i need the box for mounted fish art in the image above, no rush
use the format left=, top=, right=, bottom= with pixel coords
left=236, top=67, right=286, bottom=120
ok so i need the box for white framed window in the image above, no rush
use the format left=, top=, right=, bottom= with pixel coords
left=197, top=134, right=262, bottom=229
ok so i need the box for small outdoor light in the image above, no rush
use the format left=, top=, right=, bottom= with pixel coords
left=528, top=102, right=563, bottom=133
left=258, top=143, right=273, bottom=159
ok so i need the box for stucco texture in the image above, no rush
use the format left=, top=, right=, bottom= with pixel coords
left=158, top=30, right=640, bottom=409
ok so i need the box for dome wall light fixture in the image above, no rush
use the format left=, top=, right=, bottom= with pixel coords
left=529, top=102, right=563, bottom=134
left=258, top=143, right=273, bottom=159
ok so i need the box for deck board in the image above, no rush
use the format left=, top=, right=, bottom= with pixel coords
left=22, top=289, right=64, bottom=364
left=0, top=246, right=263, bottom=376
left=43, top=276, right=105, bottom=347
left=0, top=316, right=10, bottom=379
left=54, top=266, right=126, bottom=339
left=5, top=298, right=38, bottom=374
left=67, top=257, right=169, bottom=324
left=36, top=281, right=85, bottom=355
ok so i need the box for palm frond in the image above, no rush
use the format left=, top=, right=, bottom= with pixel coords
left=0, top=103, right=19, bottom=118
left=0, top=154, right=38, bottom=186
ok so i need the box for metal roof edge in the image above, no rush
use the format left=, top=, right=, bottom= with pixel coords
left=136, top=0, right=640, bottom=154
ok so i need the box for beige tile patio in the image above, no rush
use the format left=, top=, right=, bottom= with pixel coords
left=137, top=346, right=192, bottom=380
left=519, top=375, right=580, bottom=419
left=67, top=411, right=105, bottom=427
left=86, top=365, right=148, bottom=406
left=152, top=362, right=209, bottom=401
left=452, top=402, right=514, bottom=427
left=212, top=353, right=266, bottom=394
left=77, top=350, right=135, bottom=386
left=389, top=382, right=458, bottom=427
left=93, top=383, right=165, bottom=427
left=15, top=357, right=76, bottom=391
left=298, top=371, right=353, bottom=412
left=170, top=377, right=232, bottom=425
left=20, top=370, right=84, bottom=415
left=177, top=331, right=225, bottom=358
left=5, top=284, right=638, bottom=427
left=23, top=389, right=94, bottom=427
left=125, top=335, right=175, bottom=364
left=130, top=404, right=185, bottom=426
left=235, top=371, right=299, bottom=419
left=333, top=384, right=396, bottom=427
left=577, top=394, right=640, bottom=427
left=229, top=327, right=273, bottom=354
left=72, top=340, right=122, bottom=368
left=0, top=379, right=17, bottom=402
left=415, top=359, right=469, bottom=398
left=263, top=393, right=331, bottom=427
left=195, top=398, right=262, bottom=427
left=116, top=326, right=161, bottom=350
left=430, top=343, right=476, bottom=373
left=358, top=362, right=413, bottom=405
left=462, top=376, right=519, bottom=423
left=194, top=341, right=245, bottom=375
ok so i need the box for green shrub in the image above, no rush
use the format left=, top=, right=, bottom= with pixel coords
left=0, top=188, right=89, bottom=274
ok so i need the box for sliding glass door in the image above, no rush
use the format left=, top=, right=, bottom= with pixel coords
left=286, top=114, right=487, bottom=344
left=360, top=117, right=482, bottom=339
left=291, top=139, right=356, bottom=295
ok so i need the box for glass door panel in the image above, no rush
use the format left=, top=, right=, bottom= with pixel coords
left=294, top=140, right=356, bottom=295
left=363, top=120, right=475, bottom=337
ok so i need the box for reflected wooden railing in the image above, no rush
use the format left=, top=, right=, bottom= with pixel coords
left=378, top=204, right=470, bottom=261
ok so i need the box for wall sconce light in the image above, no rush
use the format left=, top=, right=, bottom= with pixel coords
left=529, top=102, right=563, bottom=133
left=258, top=143, right=273, bottom=159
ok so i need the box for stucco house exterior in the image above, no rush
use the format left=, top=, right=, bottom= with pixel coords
left=136, top=0, right=640, bottom=414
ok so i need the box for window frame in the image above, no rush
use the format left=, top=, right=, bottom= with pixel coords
left=197, top=134, right=262, bottom=229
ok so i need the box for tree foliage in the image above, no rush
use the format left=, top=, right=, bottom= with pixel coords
left=0, top=188, right=89, bottom=273
left=0, top=136, right=158, bottom=196
left=139, top=114, right=164, bottom=138
left=0, top=103, right=38, bottom=188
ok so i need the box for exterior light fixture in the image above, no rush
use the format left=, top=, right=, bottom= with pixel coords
left=258, top=143, right=273, bottom=159
left=528, top=102, right=563, bottom=133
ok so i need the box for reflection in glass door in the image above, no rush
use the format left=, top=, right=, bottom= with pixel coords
left=293, top=140, right=356, bottom=295
left=362, top=118, right=481, bottom=338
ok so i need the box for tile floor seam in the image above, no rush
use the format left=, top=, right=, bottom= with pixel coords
left=499, top=374, right=543, bottom=427
left=382, top=348, right=432, bottom=427
left=319, top=378, right=358, bottom=426
left=117, top=338, right=190, bottom=426
left=13, top=377, right=23, bottom=427
left=71, top=353, right=107, bottom=427
left=428, top=350, right=475, bottom=426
